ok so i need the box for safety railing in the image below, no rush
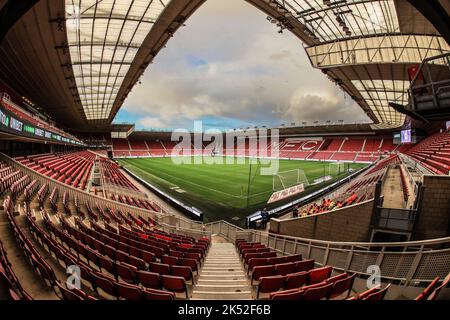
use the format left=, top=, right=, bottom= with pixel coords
left=0, top=153, right=162, bottom=224
left=399, top=153, right=432, bottom=177
left=4, top=151, right=449, bottom=286
left=203, top=219, right=450, bottom=285
left=158, top=222, right=211, bottom=241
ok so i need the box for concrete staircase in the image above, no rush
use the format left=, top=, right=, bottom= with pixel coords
left=191, top=239, right=252, bottom=300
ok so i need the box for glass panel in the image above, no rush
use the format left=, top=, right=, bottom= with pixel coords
left=65, top=0, right=168, bottom=120
left=280, top=0, right=399, bottom=42
left=352, top=79, right=408, bottom=125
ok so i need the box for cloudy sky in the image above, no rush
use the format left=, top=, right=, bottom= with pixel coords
left=114, top=0, right=371, bottom=131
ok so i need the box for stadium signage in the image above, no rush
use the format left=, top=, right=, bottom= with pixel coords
left=313, top=175, right=333, bottom=184
left=268, top=183, right=305, bottom=204
left=0, top=110, right=9, bottom=126
left=0, top=102, right=84, bottom=146
left=24, top=124, right=35, bottom=134
left=35, top=128, right=44, bottom=137
left=10, top=117, right=23, bottom=131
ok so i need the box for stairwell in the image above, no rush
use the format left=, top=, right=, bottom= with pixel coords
left=192, top=237, right=252, bottom=300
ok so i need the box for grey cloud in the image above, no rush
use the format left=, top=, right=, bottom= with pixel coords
left=283, top=93, right=368, bottom=123
left=270, top=50, right=291, bottom=60
left=121, top=0, right=371, bottom=129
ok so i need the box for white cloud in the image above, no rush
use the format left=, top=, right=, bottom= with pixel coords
left=120, top=0, right=370, bottom=129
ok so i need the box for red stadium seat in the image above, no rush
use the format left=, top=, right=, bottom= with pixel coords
left=257, top=275, right=286, bottom=298
left=160, top=275, right=189, bottom=299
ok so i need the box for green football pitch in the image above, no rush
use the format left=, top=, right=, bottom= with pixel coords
left=119, top=157, right=366, bottom=225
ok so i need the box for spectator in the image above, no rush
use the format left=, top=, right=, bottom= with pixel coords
left=261, top=208, right=269, bottom=229
left=292, top=206, right=299, bottom=218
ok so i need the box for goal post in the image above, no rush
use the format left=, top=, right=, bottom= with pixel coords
left=272, top=169, right=309, bottom=191
left=328, top=162, right=346, bottom=176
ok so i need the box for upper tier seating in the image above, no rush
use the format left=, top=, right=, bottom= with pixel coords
left=363, top=138, right=381, bottom=152
left=112, top=139, right=130, bottom=151
left=146, top=141, right=167, bottom=156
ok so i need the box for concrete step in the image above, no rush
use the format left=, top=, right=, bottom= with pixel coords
left=191, top=291, right=253, bottom=300
left=200, top=271, right=246, bottom=277
left=204, top=255, right=240, bottom=258
left=193, top=240, right=253, bottom=300
left=199, top=274, right=248, bottom=280
left=201, top=266, right=243, bottom=271
left=202, top=263, right=242, bottom=267
left=197, top=279, right=249, bottom=286
left=194, top=284, right=251, bottom=293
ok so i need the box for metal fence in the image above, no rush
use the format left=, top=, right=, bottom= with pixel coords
left=3, top=153, right=449, bottom=286
left=399, top=153, right=433, bottom=177
left=0, top=153, right=161, bottom=223
left=203, top=220, right=450, bottom=285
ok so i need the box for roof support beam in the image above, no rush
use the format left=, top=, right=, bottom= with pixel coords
left=407, top=0, right=450, bottom=45
left=62, top=61, right=133, bottom=66
left=0, top=0, right=40, bottom=44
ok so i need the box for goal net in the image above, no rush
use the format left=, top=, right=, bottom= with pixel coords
left=328, top=162, right=346, bottom=176
left=272, top=169, right=309, bottom=191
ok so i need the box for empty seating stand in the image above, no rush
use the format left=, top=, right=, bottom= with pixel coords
left=16, top=151, right=95, bottom=190
left=405, top=131, right=450, bottom=175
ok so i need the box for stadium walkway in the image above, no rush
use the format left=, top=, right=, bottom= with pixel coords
left=191, top=236, right=252, bottom=300
left=381, top=167, right=407, bottom=209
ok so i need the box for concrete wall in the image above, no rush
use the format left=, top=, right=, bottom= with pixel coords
left=413, top=175, right=450, bottom=240
left=269, top=199, right=375, bottom=242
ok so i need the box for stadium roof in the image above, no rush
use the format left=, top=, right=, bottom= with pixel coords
left=0, top=0, right=449, bottom=131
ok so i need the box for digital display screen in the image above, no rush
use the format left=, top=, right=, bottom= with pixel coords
left=401, top=129, right=412, bottom=144
left=10, top=117, right=23, bottom=131
left=24, top=124, right=35, bottom=134
left=1, top=98, right=83, bottom=146
left=35, top=128, right=44, bottom=137
left=0, top=110, right=9, bottom=126
left=446, top=121, right=450, bottom=130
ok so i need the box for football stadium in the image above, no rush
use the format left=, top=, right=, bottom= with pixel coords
left=0, top=0, right=449, bottom=306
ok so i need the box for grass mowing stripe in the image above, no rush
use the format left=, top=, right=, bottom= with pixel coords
left=122, top=159, right=245, bottom=198
left=119, top=157, right=367, bottom=225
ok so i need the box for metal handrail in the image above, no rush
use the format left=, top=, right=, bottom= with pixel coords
left=201, top=219, right=450, bottom=284
left=409, top=52, right=450, bottom=87
left=0, top=153, right=162, bottom=222
left=3, top=150, right=449, bottom=285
